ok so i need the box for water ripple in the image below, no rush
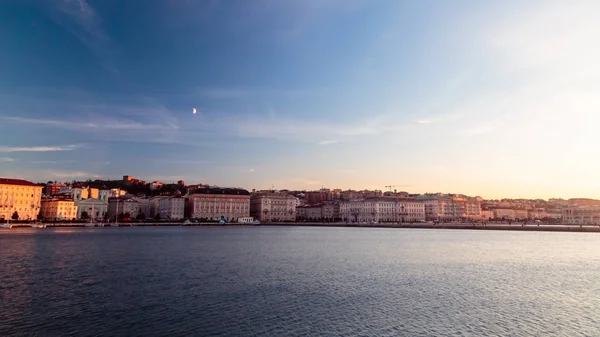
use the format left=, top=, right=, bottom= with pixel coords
left=1, top=227, right=599, bottom=336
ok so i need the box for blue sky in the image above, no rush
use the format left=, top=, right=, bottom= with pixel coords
left=1, top=0, right=600, bottom=199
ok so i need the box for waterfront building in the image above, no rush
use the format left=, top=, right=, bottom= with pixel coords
left=396, top=199, right=426, bottom=222
left=339, top=197, right=425, bottom=223
left=158, top=196, right=185, bottom=220
left=187, top=187, right=250, bottom=221
left=250, top=192, right=298, bottom=222
left=513, top=209, right=529, bottom=220
left=40, top=197, right=78, bottom=220
left=340, top=199, right=378, bottom=223
left=75, top=198, right=108, bottom=220
left=481, top=209, right=494, bottom=221
left=528, top=209, right=547, bottom=220
left=322, top=203, right=341, bottom=221
left=107, top=197, right=141, bottom=220
left=149, top=195, right=167, bottom=218
left=296, top=205, right=324, bottom=220
left=418, top=194, right=481, bottom=221
left=132, top=197, right=151, bottom=219
left=0, top=178, right=43, bottom=220
left=562, top=207, right=600, bottom=225
left=492, top=208, right=515, bottom=220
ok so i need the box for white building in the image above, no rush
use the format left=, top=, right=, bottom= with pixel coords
left=158, top=196, right=185, bottom=220
left=107, top=197, right=141, bottom=220
left=58, top=187, right=88, bottom=201
left=132, top=197, right=151, bottom=219
left=75, top=198, right=108, bottom=220
left=322, top=203, right=340, bottom=221
left=296, top=205, right=323, bottom=221
left=250, top=192, right=298, bottom=222
left=563, top=208, right=600, bottom=225
left=187, top=188, right=250, bottom=221
left=98, top=189, right=111, bottom=202
left=340, top=198, right=425, bottom=223
left=149, top=195, right=167, bottom=218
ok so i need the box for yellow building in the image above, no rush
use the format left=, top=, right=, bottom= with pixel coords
left=40, top=198, right=78, bottom=220
left=0, top=178, right=43, bottom=220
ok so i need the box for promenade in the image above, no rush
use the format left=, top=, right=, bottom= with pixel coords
left=4, top=221, right=600, bottom=233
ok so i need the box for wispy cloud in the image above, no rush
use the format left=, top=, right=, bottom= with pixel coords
left=0, top=144, right=83, bottom=152
left=249, top=168, right=255, bottom=173
left=53, top=0, right=116, bottom=72
left=197, top=113, right=408, bottom=142
left=169, top=160, right=214, bottom=165
left=1, top=116, right=175, bottom=131
left=30, top=160, right=76, bottom=164
left=0, top=157, right=15, bottom=162
left=44, top=170, right=102, bottom=179
left=415, top=120, right=431, bottom=124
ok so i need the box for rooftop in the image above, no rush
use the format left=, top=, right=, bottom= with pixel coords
left=190, top=187, right=250, bottom=196
left=0, top=178, right=41, bottom=187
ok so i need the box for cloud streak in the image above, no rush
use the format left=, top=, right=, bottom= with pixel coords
left=1, top=116, right=176, bottom=131
left=44, top=170, right=102, bottom=179
left=317, top=140, right=339, bottom=145
left=0, top=145, right=83, bottom=152
left=53, top=0, right=116, bottom=73
left=0, top=157, right=15, bottom=162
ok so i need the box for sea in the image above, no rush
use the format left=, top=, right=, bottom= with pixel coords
left=1, top=226, right=599, bottom=336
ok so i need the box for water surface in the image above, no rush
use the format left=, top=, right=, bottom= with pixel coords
left=1, top=226, right=599, bottom=336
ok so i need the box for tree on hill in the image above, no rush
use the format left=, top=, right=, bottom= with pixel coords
left=11, top=211, right=19, bottom=220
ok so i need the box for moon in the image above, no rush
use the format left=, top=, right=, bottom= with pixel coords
left=193, top=108, right=197, bottom=114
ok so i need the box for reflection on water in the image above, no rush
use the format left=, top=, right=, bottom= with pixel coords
left=1, top=227, right=599, bottom=336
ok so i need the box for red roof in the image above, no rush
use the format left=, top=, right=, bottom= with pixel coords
left=0, top=178, right=40, bottom=187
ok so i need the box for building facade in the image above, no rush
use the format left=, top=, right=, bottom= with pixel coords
left=340, top=198, right=425, bottom=223
left=419, top=194, right=481, bottom=221
left=187, top=188, right=250, bottom=221
left=158, top=196, right=185, bottom=220
left=58, top=187, right=89, bottom=201
left=149, top=195, right=166, bottom=218
left=75, top=198, right=108, bottom=220
left=563, top=208, right=600, bottom=225
left=250, top=192, right=298, bottom=222
left=107, top=197, right=142, bottom=220
left=0, top=178, right=43, bottom=221
left=45, top=182, right=66, bottom=196
left=296, top=205, right=323, bottom=220
left=40, top=198, right=78, bottom=220
left=98, top=189, right=111, bottom=202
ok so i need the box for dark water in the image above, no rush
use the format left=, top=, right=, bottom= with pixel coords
left=1, top=227, right=599, bottom=336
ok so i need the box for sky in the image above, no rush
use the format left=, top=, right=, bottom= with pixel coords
left=1, top=0, right=600, bottom=199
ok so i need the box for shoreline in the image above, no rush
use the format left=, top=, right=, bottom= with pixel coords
left=3, top=222, right=600, bottom=233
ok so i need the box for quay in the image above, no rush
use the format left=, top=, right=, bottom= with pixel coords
left=2, top=221, right=600, bottom=233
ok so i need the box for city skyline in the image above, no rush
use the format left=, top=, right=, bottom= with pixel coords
left=2, top=1, right=600, bottom=200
